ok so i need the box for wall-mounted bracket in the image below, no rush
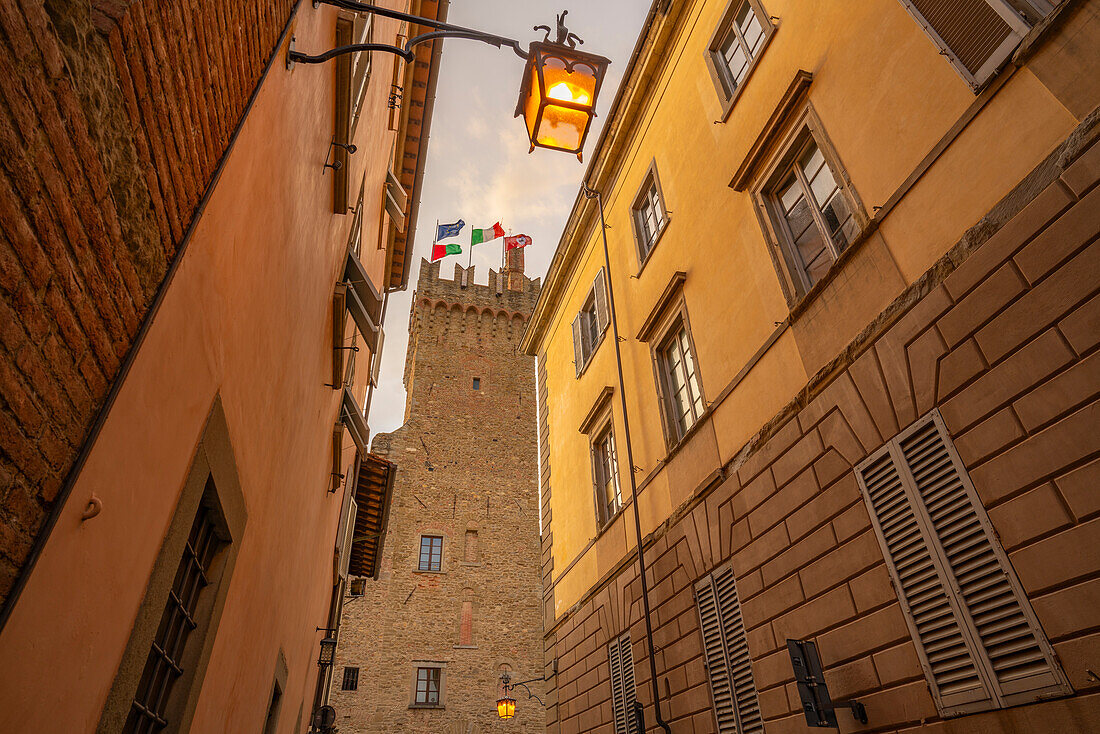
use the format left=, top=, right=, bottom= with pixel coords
left=787, top=638, right=869, bottom=727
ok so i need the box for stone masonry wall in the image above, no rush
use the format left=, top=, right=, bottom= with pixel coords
left=543, top=124, right=1100, bottom=732
left=331, top=259, right=545, bottom=733
left=0, top=0, right=295, bottom=607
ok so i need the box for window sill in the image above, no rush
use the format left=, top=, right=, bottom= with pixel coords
left=635, top=219, right=671, bottom=278
left=408, top=704, right=445, bottom=710
left=413, top=569, right=446, bottom=575
left=452, top=644, right=479, bottom=649
left=785, top=221, right=877, bottom=324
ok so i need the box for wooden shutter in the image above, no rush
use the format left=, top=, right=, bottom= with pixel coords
left=696, top=566, right=763, bottom=734
left=338, top=496, right=357, bottom=580
left=898, top=0, right=1029, bottom=89
left=593, top=268, right=610, bottom=336
left=608, top=633, right=636, bottom=734
left=572, top=313, right=586, bottom=377
left=385, top=170, right=408, bottom=232
left=857, top=411, right=1069, bottom=717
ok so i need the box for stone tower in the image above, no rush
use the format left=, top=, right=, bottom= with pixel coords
left=331, top=256, right=543, bottom=733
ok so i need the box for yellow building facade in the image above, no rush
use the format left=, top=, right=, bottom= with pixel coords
left=524, top=0, right=1100, bottom=732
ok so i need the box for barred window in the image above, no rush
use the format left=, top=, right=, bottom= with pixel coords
left=123, top=503, right=224, bottom=733
left=341, top=666, right=360, bottom=691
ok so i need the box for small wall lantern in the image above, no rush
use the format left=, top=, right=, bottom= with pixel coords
left=515, top=15, right=611, bottom=160
left=317, top=630, right=338, bottom=668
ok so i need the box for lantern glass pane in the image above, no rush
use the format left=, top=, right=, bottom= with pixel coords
left=523, top=63, right=542, bottom=138
left=540, top=57, right=598, bottom=109
left=535, top=105, right=590, bottom=152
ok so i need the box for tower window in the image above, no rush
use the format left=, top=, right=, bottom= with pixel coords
left=472, top=377, right=480, bottom=390
left=418, top=535, right=443, bottom=571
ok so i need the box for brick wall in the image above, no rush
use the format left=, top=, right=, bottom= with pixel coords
left=0, top=0, right=295, bottom=606
left=330, top=260, right=546, bottom=732
left=543, top=126, right=1100, bottom=733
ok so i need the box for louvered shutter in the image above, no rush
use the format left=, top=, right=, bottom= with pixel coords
left=898, top=0, right=1029, bottom=89
left=572, top=313, right=586, bottom=377
left=593, top=268, right=610, bottom=336
left=696, top=566, right=763, bottom=734
left=857, top=411, right=1069, bottom=717
left=608, top=633, right=636, bottom=734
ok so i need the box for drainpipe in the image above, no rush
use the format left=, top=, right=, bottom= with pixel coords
left=582, top=184, right=671, bottom=734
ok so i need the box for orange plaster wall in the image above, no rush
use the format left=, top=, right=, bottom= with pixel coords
left=0, top=3, right=404, bottom=732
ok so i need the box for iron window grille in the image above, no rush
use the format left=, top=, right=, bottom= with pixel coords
left=418, top=535, right=443, bottom=571
left=342, top=666, right=360, bottom=691
left=123, top=504, right=223, bottom=734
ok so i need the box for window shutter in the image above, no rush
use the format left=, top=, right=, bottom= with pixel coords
left=344, top=251, right=382, bottom=351
left=572, top=313, right=585, bottom=377
left=338, top=496, right=357, bottom=579
left=385, top=170, right=408, bottom=232
left=370, top=328, right=385, bottom=386
left=608, top=633, right=636, bottom=734
left=898, top=0, right=1028, bottom=89
left=857, top=412, right=1069, bottom=717
left=593, top=268, right=610, bottom=336
left=696, top=566, right=763, bottom=734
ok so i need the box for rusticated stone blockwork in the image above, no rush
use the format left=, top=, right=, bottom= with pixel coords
left=0, top=0, right=294, bottom=605
left=544, top=134, right=1100, bottom=733
left=331, top=260, right=544, bottom=732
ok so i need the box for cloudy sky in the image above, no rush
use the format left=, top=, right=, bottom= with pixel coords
left=369, top=0, right=650, bottom=434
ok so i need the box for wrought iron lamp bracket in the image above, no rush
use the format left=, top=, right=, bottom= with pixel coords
left=500, top=673, right=546, bottom=707
left=288, top=0, right=531, bottom=69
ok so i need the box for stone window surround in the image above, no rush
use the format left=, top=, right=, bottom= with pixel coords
left=96, top=397, right=247, bottom=734
left=704, top=0, right=777, bottom=122
left=750, top=102, right=870, bottom=307
left=630, top=159, right=672, bottom=274
left=416, top=533, right=446, bottom=573
left=408, top=661, right=447, bottom=709
left=639, top=281, right=708, bottom=449
left=262, top=649, right=289, bottom=734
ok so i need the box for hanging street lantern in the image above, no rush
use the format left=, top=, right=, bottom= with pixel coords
left=496, top=693, right=517, bottom=719
left=290, top=4, right=610, bottom=161
left=496, top=671, right=544, bottom=719
left=515, top=13, right=611, bottom=160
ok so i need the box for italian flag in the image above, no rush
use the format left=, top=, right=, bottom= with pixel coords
left=430, top=242, right=462, bottom=262
left=471, top=222, right=505, bottom=245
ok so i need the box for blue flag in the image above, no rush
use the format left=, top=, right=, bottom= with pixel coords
left=436, top=219, right=465, bottom=241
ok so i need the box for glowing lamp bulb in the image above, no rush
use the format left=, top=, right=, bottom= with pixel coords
left=547, top=82, right=590, bottom=106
